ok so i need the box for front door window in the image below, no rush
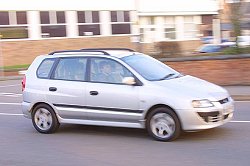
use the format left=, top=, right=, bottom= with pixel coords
left=90, top=58, right=133, bottom=84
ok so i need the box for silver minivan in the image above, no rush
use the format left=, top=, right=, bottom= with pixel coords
left=22, top=48, right=234, bottom=141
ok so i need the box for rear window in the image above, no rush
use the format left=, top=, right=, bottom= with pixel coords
left=37, top=58, right=56, bottom=78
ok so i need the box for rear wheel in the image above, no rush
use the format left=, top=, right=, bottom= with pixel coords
left=32, top=104, right=60, bottom=134
left=146, top=107, right=181, bottom=141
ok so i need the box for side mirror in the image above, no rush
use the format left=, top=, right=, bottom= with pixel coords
left=122, top=77, right=136, bottom=85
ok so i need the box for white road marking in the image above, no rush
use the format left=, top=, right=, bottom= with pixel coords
left=0, top=103, right=21, bottom=105
left=0, top=113, right=23, bottom=116
left=230, top=120, right=250, bottom=123
left=0, top=93, right=20, bottom=95
left=0, top=95, right=21, bottom=98
left=0, top=84, right=20, bottom=88
left=0, top=93, right=22, bottom=97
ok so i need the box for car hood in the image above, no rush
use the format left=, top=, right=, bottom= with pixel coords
left=152, top=75, right=229, bottom=101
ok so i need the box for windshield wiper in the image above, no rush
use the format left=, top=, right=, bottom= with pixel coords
left=175, top=73, right=184, bottom=78
left=158, top=73, right=176, bottom=80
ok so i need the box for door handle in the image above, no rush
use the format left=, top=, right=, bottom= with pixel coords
left=90, top=91, right=98, bottom=96
left=49, top=87, right=57, bottom=92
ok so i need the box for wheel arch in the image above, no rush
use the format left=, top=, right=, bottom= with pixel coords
left=144, top=104, right=183, bottom=130
left=31, top=102, right=55, bottom=114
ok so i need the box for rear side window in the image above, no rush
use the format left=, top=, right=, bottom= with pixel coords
left=53, top=57, right=87, bottom=81
left=37, top=59, right=55, bottom=78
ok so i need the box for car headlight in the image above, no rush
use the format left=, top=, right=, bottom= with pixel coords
left=192, top=99, right=214, bottom=108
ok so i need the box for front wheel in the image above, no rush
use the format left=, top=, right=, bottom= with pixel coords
left=32, top=104, right=60, bottom=134
left=146, top=107, right=181, bottom=141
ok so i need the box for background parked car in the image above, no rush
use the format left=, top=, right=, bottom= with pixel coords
left=194, top=44, right=222, bottom=53
left=219, top=42, right=236, bottom=49
left=201, top=36, right=214, bottom=44
left=194, top=43, right=235, bottom=54
left=237, top=36, right=250, bottom=47
left=201, top=36, right=229, bottom=44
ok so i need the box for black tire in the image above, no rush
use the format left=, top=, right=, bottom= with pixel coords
left=31, top=103, right=60, bottom=134
left=146, top=107, right=181, bottom=142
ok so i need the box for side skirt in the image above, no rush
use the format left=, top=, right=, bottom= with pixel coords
left=57, top=116, right=145, bottom=129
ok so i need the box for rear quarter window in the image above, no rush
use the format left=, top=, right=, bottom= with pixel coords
left=37, top=58, right=56, bottom=78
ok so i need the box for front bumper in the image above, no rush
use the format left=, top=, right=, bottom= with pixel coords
left=178, top=100, right=234, bottom=131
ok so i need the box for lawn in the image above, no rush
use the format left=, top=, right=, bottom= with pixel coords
left=0, top=64, right=30, bottom=71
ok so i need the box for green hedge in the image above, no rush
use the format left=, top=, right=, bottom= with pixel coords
left=0, top=27, right=28, bottom=39
left=222, top=47, right=250, bottom=55
left=0, top=64, right=30, bottom=71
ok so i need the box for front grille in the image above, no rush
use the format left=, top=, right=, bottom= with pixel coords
left=197, top=111, right=231, bottom=123
left=197, top=111, right=221, bottom=123
left=218, top=98, right=229, bottom=104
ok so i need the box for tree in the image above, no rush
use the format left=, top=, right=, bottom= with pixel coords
left=228, top=0, right=242, bottom=47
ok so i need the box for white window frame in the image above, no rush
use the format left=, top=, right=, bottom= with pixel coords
left=164, top=17, right=176, bottom=41
left=110, top=11, right=132, bottom=35
left=40, top=11, right=67, bottom=38
left=138, top=16, right=156, bottom=43
left=183, top=16, right=199, bottom=40
left=76, top=11, right=101, bottom=36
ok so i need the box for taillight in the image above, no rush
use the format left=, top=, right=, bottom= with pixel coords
left=22, top=75, right=26, bottom=91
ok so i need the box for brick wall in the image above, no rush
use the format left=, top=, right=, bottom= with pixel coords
left=1, top=36, right=136, bottom=66
left=165, top=58, right=250, bottom=85
left=1, top=37, right=202, bottom=66
left=177, top=40, right=202, bottom=54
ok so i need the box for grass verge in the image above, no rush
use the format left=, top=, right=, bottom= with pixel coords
left=0, top=64, right=30, bottom=71
left=222, top=47, right=250, bottom=55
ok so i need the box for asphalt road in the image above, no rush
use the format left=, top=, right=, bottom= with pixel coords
left=0, top=80, right=250, bottom=166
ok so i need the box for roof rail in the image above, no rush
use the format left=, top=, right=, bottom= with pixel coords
left=48, top=50, right=110, bottom=55
left=81, top=48, right=135, bottom=52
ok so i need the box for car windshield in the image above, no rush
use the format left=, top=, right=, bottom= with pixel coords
left=121, top=54, right=181, bottom=81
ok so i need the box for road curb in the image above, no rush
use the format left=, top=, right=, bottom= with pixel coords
left=0, top=70, right=25, bottom=81
left=0, top=76, right=23, bottom=81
